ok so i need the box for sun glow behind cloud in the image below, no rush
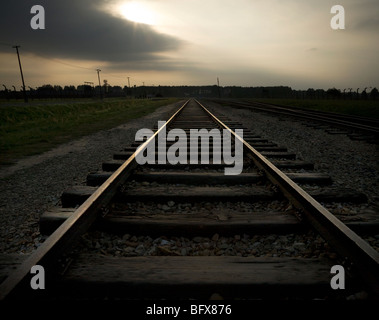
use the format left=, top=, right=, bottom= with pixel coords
left=119, top=1, right=157, bottom=25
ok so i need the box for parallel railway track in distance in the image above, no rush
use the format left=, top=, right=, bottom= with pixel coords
left=213, top=99, right=379, bottom=143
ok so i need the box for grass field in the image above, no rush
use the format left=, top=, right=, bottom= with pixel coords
left=250, top=98, right=379, bottom=119
left=0, top=98, right=179, bottom=165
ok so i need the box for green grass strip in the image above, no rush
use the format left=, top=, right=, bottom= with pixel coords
left=0, top=98, right=179, bottom=164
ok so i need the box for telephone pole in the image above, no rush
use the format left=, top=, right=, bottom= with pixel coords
left=127, top=76, right=131, bottom=98
left=217, top=77, right=221, bottom=98
left=13, top=45, right=28, bottom=103
left=96, top=69, right=102, bottom=99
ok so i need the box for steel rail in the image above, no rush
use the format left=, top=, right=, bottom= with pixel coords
left=0, top=99, right=190, bottom=300
left=225, top=100, right=379, bottom=136
left=196, top=99, right=379, bottom=296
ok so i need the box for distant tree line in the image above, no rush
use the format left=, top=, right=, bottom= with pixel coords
left=301, top=87, right=378, bottom=100
left=1, top=83, right=378, bottom=100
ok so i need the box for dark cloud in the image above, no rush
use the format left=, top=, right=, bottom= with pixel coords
left=0, top=0, right=182, bottom=64
left=351, top=17, right=379, bottom=32
left=349, top=0, right=379, bottom=32
left=106, top=57, right=204, bottom=73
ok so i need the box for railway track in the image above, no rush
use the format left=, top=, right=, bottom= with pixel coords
left=1, top=99, right=378, bottom=301
left=214, top=99, right=379, bottom=143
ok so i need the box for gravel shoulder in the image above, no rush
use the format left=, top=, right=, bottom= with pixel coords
left=0, top=100, right=184, bottom=254
left=204, top=100, right=379, bottom=205
left=204, top=100, right=379, bottom=250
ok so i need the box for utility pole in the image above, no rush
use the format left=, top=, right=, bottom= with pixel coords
left=96, top=69, right=102, bottom=99
left=127, top=76, right=130, bottom=98
left=13, top=45, right=28, bottom=102
left=217, top=77, right=221, bottom=98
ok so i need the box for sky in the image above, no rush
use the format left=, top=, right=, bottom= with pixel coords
left=0, top=0, right=378, bottom=90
